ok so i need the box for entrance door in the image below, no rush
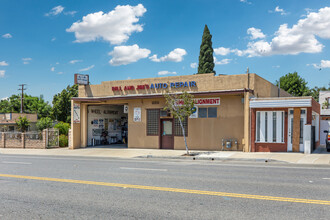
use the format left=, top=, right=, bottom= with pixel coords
left=288, top=109, right=306, bottom=152
left=160, top=119, right=174, bottom=149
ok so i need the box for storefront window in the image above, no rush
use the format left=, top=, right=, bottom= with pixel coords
left=208, top=107, right=217, bottom=118
left=147, top=109, right=160, bottom=135
left=256, top=111, right=284, bottom=143
left=174, top=117, right=188, bottom=136
left=198, top=108, right=207, bottom=118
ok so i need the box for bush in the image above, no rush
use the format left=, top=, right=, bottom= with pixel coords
left=54, top=121, right=70, bottom=136
left=59, top=134, right=68, bottom=147
left=36, top=117, right=53, bottom=131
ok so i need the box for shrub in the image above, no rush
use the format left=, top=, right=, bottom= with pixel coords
left=54, top=121, right=70, bottom=136
left=59, top=134, right=68, bottom=147
left=36, top=117, right=53, bottom=131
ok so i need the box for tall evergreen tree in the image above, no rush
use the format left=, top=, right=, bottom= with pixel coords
left=198, top=25, right=215, bottom=74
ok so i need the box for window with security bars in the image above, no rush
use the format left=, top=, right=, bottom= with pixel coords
left=147, top=109, right=160, bottom=135
left=174, top=117, right=188, bottom=136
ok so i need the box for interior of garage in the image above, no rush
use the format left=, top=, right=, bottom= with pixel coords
left=87, top=105, right=128, bottom=147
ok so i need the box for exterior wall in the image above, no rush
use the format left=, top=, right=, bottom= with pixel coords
left=73, top=73, right=291, bottom=151
left=320, top=91, right=330, bottom=116
left=0, top=131, right=47, bottom=149
left=251, top=108, right=288, bottom=152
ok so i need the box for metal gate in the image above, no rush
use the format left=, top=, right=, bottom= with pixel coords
left=47, top=129, right=59, bottom=147
left=311, top=126, right=315, bottom=152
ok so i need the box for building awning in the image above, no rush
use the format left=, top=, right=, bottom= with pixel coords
left=72, top=89, right=253, bottom=102
left=250, top=97, right=312, bottom=108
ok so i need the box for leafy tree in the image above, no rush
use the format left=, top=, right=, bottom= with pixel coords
left=309, top=83, right=330, bottom=102
left=52, top=85, right=78, bottom=123
left=198, top=25, right=215, bottom=74
left=54, top=121, right=71, bottom=136
left=163, top=91, right=194, bottom=155
left=0, top=94, right=52, bottom=118
left=276, top=72, right=311, bottom=96
left=36, top=117, right=53, bottom=131
left=16, top=116, right=30, bottom=132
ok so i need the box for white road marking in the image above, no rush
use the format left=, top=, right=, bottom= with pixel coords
left=2, top=161, right=32, bottom=165
left=120, top=167, right=167, bottom=172
left=322, top=178, right=330, bottom=180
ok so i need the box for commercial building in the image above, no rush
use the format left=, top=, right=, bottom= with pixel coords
left=70, top=73, right=320, bottom=153
left=319, top=91, right=330, bottom=145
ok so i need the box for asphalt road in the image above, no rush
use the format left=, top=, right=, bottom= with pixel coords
left=0, top=154, right=329, bottom=219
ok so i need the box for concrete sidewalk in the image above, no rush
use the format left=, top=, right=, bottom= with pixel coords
left=0, top=146, right=329, bottom=165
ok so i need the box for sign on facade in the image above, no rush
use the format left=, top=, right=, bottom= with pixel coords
left=74, top=74, right=89, bottom=85
left=176, top=98, right=220, bottom=106
left=124, top=105, right=129, bottom=114
left=189, top=106, right=198, bottom=118
left=73, top=103, right=81, bottom=123
left=133, top=107, right=141, bottom=122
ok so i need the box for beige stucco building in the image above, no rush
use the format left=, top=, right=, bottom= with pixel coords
left=70, top=73, right=300, bottom=152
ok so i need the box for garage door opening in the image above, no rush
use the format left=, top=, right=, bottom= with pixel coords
left=87, top=105, right=128, bottom=148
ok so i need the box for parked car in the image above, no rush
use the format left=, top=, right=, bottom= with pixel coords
left=324, top=130, right=330, bottom=152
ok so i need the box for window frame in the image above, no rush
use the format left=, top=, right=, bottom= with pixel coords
left=146, top=109, right=160, bottom=136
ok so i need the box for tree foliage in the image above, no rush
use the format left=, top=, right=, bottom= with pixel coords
left=16, top=116, right=30, bottom=132
left=0, top=94, right=51, bottom=118
left=198, top=25, right=215, bottom=74
left=51, top=85, right=78, bottom=123
left=54, top=121, right=71, bottom=136
left=163, top=91, right=194, bottom=155
left=276, top=72, right=311, bottom=97
left=36, top=117, right=53, bottom=131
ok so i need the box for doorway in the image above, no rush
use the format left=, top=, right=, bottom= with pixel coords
left=160, top=119, right=174, bottom=149
left=288, top=109, right=306, bottom=152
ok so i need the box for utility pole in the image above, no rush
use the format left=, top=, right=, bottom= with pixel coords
left=18, top=84, right=26, bottom=113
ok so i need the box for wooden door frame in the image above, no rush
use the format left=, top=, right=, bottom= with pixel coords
left=159, top=118, right=174, bottom=149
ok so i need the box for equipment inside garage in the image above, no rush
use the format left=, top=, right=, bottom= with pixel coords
left=87, top=105, right=128, bottom=146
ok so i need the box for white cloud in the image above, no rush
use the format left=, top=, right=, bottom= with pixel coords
left=0, top=61, right=9, bottom=66
left=109, top=44, right=151, bottom=66
left=214, top=57, right=232, bottom=65
left=219, top=7, right=330, bottom=57
left=240, top=0, right=251, bottom=4
left=66, top=4, right=146, bottom=45
left=2, top=33, right=12, bottom=38
left=22, top=57, right=32, bottom=64
left=311, top=60, right=330, bottom=69
left=1, top=97, right=9, bottom=101
left=272, top=65, right=280, bottom=68
left=247, top=27, right=266, bottom=40
left=64, top=11, right=77, bottom=16
left=51, top=37, right=56, bottom=42
left=69, top=60, right=82, bottom=64
left=158, top=71, right=177, bottom=76
left=45, top=5, right=65, bottom=16
left=79, top=65, right=95, bottom=72
left=51, top=67, right=55, bottom=72
left=214, top=47, right=231, bottom=56
left=149, top=48, right=187, bottom=62
left=190, top=62, right=197, bottom=68
left=269, top=6, right=288, bottom=15
left=0, top=70, right=5, bottom=78
left=58, top=72, right=64, bottom=75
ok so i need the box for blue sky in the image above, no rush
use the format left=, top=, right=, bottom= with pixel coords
left=0, top=0, right=329, bottom=103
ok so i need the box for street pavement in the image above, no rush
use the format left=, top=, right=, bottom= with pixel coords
left=0, top=154, right=329, bottom=219
left=0, top=145, right=329, bottom=165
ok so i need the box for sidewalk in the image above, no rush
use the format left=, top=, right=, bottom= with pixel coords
left=0, top=146, right=329, bottom=165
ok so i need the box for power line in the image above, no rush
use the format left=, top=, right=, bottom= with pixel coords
left=18, top=84, right=27, bottom=113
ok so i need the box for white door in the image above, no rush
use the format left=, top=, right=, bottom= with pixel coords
left=288, top=113, right=293, bottom=151
left=287, top=109, right=306, bottom=152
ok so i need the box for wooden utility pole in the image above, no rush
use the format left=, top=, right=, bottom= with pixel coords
left=18, top=84, right=26, bottom=113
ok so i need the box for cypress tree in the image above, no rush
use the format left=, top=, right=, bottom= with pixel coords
left=198, top=25, right=215, bottom=74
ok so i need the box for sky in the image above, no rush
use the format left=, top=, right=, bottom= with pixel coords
left=0, top=0, right=330, bottom=103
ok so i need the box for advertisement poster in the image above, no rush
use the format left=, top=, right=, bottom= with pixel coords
left=133, top=107, right=141, bottom=122
left=73, top=103, right=80, bottom=123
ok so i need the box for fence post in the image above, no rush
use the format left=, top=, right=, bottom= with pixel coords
left=44, top=129, right=48, bottom=149
left=22, top=132, right=25, bottom=148
left=0, top=132, right=4, bottom=148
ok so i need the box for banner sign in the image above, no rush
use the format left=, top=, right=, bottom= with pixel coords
left=73, top=103, right=81, bottom=123
left=133, top=107, right=141, bottom=122
left=177, top=98, right=220, bottom=106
